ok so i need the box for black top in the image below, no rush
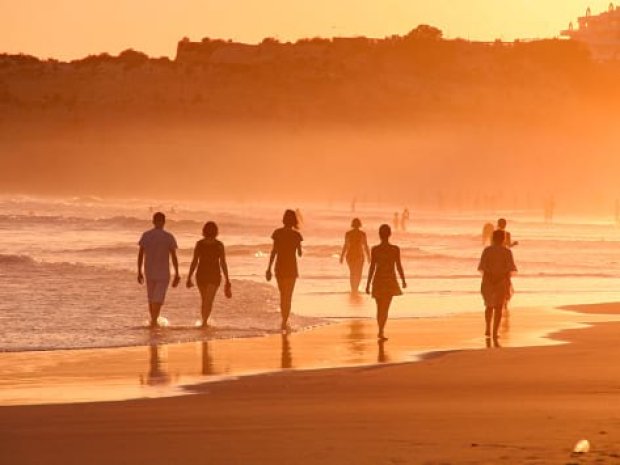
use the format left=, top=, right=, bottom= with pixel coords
left=195, top=239, right=224, bottom=286
left=272, top=227, right=303, bottom=279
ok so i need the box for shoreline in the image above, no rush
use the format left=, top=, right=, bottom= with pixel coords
left=2, top=303, right=619, bottom=406
left=4, top=301, right=620, bottom=463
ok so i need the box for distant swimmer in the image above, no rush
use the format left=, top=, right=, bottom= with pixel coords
left=340, top=218, right=371, bottom=293
left=351, top=197, right=357, bottom=213
left=482, top=222, right=494, bottom=246
left=366, top=224, right=407, bottom=340
left=137, top=212, right=180, bottom=328
left=186, top=221, right=232, bottom=328
left=401, top=208, right=411, bottom=231
left=393, top=212, right=400, bottom=231
left=543, top=196, right=555, bottom=224
left=266, top=209, right=303, bottom=332
left=496, top=218, right=518, bottom=248
left=478, top=230, right=517, bottom=339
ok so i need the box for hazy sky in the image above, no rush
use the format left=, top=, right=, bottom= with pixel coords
left=1, top=0, right=608, bottom=60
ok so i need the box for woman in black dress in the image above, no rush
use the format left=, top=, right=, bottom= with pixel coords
left=366, top=224, right=407, bottom=340
left=266, top=209, right=303, bottom=332
left=186, top=221, right=231, bottom=328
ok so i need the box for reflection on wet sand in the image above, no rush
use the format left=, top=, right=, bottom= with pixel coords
left=1, top=306, right=610, bottom=406
left=281, top=334, right=293, bottom=369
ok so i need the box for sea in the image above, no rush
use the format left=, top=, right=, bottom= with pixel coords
left=2, top=194, right=620, bottom=352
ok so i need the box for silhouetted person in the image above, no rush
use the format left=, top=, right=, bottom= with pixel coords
left=482, top=222, right=494, bottom=246
left=401, top=208, right=410, bottom=231
left=543, top=196, right=555, bottom=224
left=295, top=208, right=304, bottom=229
left=393, top=212, right=400, bottom=231
left=478, top=230, right=517, bottom=340
left=266, top=209, right=303, bottom=332
left=340, top=218, right=371, bottom=293
left=496, top=218, right=518, bottom=248
left=366, top=224, right=407, bottom=340
left=137, top=212, right=180, bottom=328
left=186, top=221, right=231, bottom=328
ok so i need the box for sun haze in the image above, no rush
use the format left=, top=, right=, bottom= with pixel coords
left=1, top=0, right=603, bottom=60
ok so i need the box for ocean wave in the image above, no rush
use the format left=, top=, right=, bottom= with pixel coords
left=0, top=254, right=36, bottom=266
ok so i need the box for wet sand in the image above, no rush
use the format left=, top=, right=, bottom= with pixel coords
left=3, top=303, right=620, bottom=464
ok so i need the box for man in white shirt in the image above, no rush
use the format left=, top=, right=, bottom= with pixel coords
left=137, top=212, right=180, bottom=327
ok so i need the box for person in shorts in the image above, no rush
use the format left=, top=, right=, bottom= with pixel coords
left=137, top=212, right=180, bottom=327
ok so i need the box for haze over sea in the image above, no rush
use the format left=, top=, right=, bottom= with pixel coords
left=2, top=194, right=620, bottom=352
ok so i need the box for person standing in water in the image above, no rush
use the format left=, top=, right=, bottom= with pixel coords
left=186, top=221, right=231, bottom=328
left=340, top=218, right=371, bottom=293
left=496, top=218, right=518, bottom=248
left=478, top=229, right=517, bottom=339
left=266, top=209, right=303, bottom=332
left=137, top=212, right=180, bottom=328
left=401, top=208, right=410, bottom=231
left=482, top=222, right=494, bottom=246
left=366, top=224, right=407, bottom=340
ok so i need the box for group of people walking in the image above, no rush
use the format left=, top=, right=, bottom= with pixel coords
left=137, top=210, right=517, bottom=341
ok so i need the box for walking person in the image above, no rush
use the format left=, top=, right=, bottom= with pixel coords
left=478, top=229, right=517, bottom=339
left=266, top=209, right=303, bottom=332
left=366, top=224, right=407, bottom=340
left=137, top=212, right=180, bottom=328
left=186, top=221, right=231, bottom=328
left=340, top=218, right=371, bottom=293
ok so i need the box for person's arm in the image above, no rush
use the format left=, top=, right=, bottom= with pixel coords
left=297, top=233, right=303, bottom=258
left=339, top=234, right=349, bottom=264
left=186, top=243, right=199, bottom=287
left=478, top=250, right=486, bottom=274
left=170, top=248, right=180, bottom=286
left=220, top=243, right=230, bottom=284
left=137, top=246, right=144, bottom=284
left=365, top=249, right=376, bottom=294
left=266, top=247, right=276, bottom=281
left=395, top=247, right=406, bottom=288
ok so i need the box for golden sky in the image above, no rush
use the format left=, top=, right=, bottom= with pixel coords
left=0, top=0, right=608, bottom=60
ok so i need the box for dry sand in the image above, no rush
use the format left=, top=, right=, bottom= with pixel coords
left=3, top=303, right=620, bottom=464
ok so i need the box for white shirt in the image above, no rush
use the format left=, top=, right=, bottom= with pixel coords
left=138, top=228, right=178, bottom=280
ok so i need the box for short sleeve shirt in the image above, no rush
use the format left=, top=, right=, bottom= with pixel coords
left=478, top=245, right=517, bottom=282
left=272, top=227, right=303, bottom=278
left=138, top=228, right=178, bottom=280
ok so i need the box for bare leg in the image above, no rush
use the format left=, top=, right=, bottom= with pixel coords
left=198, top=284, right=219, bottom=327
left=492, top=306, right=503, bottom=338
left=277, top=278, right=297, bottom=330
left=348, top=260, right=363, bottom=293
left=484, top=306, right=493, bottom=337
left=376, top=296, right=392, bottom=340
left=149, top=303, right=162, bottom=327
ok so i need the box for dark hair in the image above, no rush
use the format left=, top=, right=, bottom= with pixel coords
left=492, top=229, right=505, bottom=245
left=153, top=212, right=166, bottom=224
left=202, top=221, right=218, bottom=238
left=351, top=218, right=362, bottom=229
left=379, top=224, right=391, bottom=241
left=497, top=218, right=507, bottom=228
left=282, top=209, right=299, bottom=229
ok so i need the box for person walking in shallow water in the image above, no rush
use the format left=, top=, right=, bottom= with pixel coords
left=137, top=212, right=180, bottom=328
left=186, top=221, right=231, bottom=328
left=340, top=218, right=370, bottom=293
left=478, top=229, right=517, bottom=339
left=366, top=224, right=407, bottom=340
left=266, top=209, right=303, bottom=332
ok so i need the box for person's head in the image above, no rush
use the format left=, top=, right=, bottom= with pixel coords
left=282, top=209, right=299, bottom=229
left=497, top=218, right=507, bottom=230
left=152, top=212, right=166, bottom=228
left=379, top=224, right=391, bottom=242
left=351, top=218, right=362, bottom=229
left=492, top=229, right=506, bottom=246
left=202, top=221, right=218, bottom=239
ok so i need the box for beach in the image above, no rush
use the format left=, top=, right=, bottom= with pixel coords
left=3, top=302, right=620, bottom=464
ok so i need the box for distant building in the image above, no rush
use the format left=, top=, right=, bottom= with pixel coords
left=561, top=4, right=620, bottom=61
